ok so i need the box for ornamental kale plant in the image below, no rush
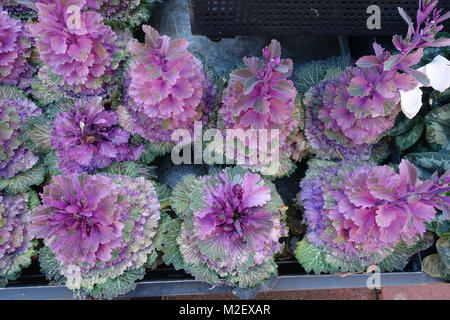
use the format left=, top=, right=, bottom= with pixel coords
left=28, top=0, right=123, bottom=96
left=304, top=0, right=450, bottom=161
left=118, top=25, right=215, bottom=144
left=31, top=173, right=167, bottom=299
left=0, top=191, right=35, bottom=287
left=50, top=97, right=143, bottom=174
left=0, top=9, right=34, bottom=89
left=84, top=0, right=160, bottom=28
left=164, top=166, right=287, bottom=289
left=0, top=86, right=41, bottom=186
left=295, top=159, right=450, bottom=273
left=220, top=39, right=299, bottom=154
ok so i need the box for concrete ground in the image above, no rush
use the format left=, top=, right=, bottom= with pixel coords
left=162, top=283, right=449, bottom=300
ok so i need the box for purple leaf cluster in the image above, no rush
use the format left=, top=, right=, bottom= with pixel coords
left=119, top=25, right=215, bottom=143
left=0, top=93, right=41, bottom=179
left=84, top=0, right=141, bottom=18
left=172, top=167, right=287, bottom=287
left=193, top=173, right=283, bottom=264
left=220, top=40, right=298, bottom=151
left=304, top=0, right=450, bottom=160
left=0, top=9, right=34, bottom=89
left=28, top=0, right=121, bottom=94
left=31, top=173, right=161, bottom=277
left=299, top=159, right=450, bottom=265
left=50, top=97, right=143, bottom=174
left=0, top=191, right=33, bottom=282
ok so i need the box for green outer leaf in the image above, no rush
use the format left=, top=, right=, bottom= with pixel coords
left=86, top=266, right=146, bottom=300
left=295, top=55, right=351, bottom=96
left=227, top=260, right=278, bottom=289
left=324, top=254, right=367, bottom=273
left=161, top=219, right=185, bottom=270
left=0, top=162, right=45, bottom=194
left=294, top=238, right=330, bottom=274
left=295, top=234, right=433, bottom=274
left=378, top=233, right=434, bottom=272
left=170, top=174, right=199, bottom=216
left=27, top=189, right=40, bottom=212
left=38, top=246, right=66, bottom=285
left=43, top=152, right=62, bottom=176
left=185, top=262, right=221, bottom=285
left=395, top=121, right=424, bottom=153
left=21, top=115, right=52, bottom=153
left=30, top=76, right=65, bottom=107
left=139, top=142, right=174, bottom=164
left=153, top=182, right=172, bottom=210
left=101, top=161, right=155, bottom=179
left=151, top=212, right=171, bottom=254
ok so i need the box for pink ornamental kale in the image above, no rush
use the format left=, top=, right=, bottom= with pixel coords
left=31, top=174, right=162, bottom=294
left=0, top=191, right=34, bottom=286
left=0, top=89, right=40, bottom=179
left=169, top=167, right=287, bottom=288
left=119, top=25, right=215, bottom=143
left=51, top=97, right=143, bottom=174
left=299, top=159, right=450, bottom=268
left=221, top=40, right=298, bottom=151
left=28, top=0, right=121, bottom=94
left=304, top=0, right=450, bottom=160
left=0, top=10, right=34, bottom=89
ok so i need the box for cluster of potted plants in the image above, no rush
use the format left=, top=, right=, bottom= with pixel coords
left=0, top=0, right=448, bottom=299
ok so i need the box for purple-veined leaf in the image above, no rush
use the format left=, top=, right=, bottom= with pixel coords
left=348, top=77, right=371, bottom=97
left=243, top=76, right=263, bottom=95
left=392, top=35, right=404, bottom=51
left=269, top=39, right=281, bottom=59
left=398, top=7, right=414, bottom=30
left=230, top=69, right=254, bottom=83
left=142, top=25, right=160, bottom=49
left=271, top=79, right=296, bottom=95
left=373, top=42, right=385, bottom=57
left=402, top=48, right=424, bottom=67
left=167, top=39, right=189, bottom=60
left=384, top=54, right=404, bottom=71
left=404, top=67, right=430, bottom=86
left=436, top=11, right=450, bottom=24
left=356, top=55, right=381, bottom=68
left=425, top=37, right=450, bottom=48
left=253, top=96, right=270, bottom=113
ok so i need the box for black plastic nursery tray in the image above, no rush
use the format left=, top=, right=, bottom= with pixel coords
left=0, top=254, right=443, bottom=300
left=188, top=0, right=450, bottom=37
